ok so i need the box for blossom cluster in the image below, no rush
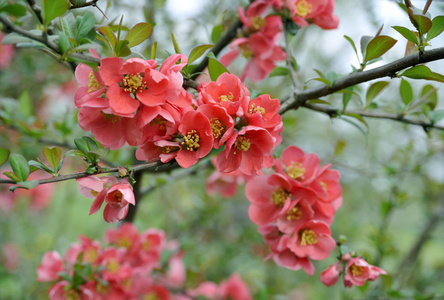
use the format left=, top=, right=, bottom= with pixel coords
left=75, top=54, right=283, bottom=175
left=221, top=0, right=339, bottom=82
left=37, top=223, right=252, bottom=300
left=320, top=255, right=386, bottom=287
left=246, top=146, right=342, bottom=275
left=76, top=176, right=135, bottom=223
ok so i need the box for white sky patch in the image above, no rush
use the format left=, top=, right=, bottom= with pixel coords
left=165, top=0, right=209, bottom=19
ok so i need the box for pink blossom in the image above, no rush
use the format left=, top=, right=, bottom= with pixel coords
left=197, top=104, right=235, bottom=149
left=219, top=274, right=252, bottom=300
left=206, top=166, right=252, bottom=198
left=286, top=0, right=339, bottom=29
left=48, top=281, right=94, bottom=300
left=343, top=257, right=386, bottom=287
left=105, top=223, right=140, bottom=253
left=65, top=236, right=102, bottom=266
left=136, top=139, right=181, bottom=163
left=320, top=262, right=342, bottom=286
left=0, top=32, right=15, bottom=69
left=238, top=1, right=283, bottom=40
left=37, top=251, right=64, bottom=282
left=103, top=179, right=135, bottom=223
left=242, top=94, right=282, bottom=130
left=216, top=125, right=274, bottom=175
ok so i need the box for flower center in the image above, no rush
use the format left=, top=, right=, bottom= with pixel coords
left=116, top=237, right=132, bottom=249
left=296, top=0, right=312, bottom=17
left=320, top=181, right=327, bottom=191
left=287, top=205, right=302, bottom=220
left=64, top=289, right=81, bottom=300
left=150, top=117, right=167, bottom=131
left=107, top=258, right=120, bottom=273
left=88, top=71, right=102, bottom=92
left=160, top=145, right=178, bottom=154
left=233, top=135, right=251, bottom=154
left=85, top=248, right=98, bottom=262
left=219, top=92, right=234, bottom=102
left=350, top=264, right=363, bottom=276
left=210, top=118, right=226, bottom=139
left=239, top=44, right=253, bottom=59
left=249, top=103, right=266, bottom=116
left=96, top=282, right=109, bottom=295
left=182, top=130, right=200, bottom=151
left=286, top=161, right=306, bottom=181
left=113, top=190, right=123, bottom=202
left=299, top=229, right=318, bottom=246
left=91, top=189, right=99, bottom=197
left=100, top=112, right=120, bottom=123
left=143, top=293, right=159, bottom=300
left=271, top=188, right=290, bottom=207
left=123, top=73, right=146, bottom=93
left=251, top=16, right=266, bottom=31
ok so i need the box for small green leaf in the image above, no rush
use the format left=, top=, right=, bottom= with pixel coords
left=364, top=36, right=397, bottom=63
left=0, top=4, right=27, bottom=17
left=16, top=180, right=40, bottom=190
left=9, top=154, right=30, bottom=182
left=269, top=66, right=290, bottom=77
left=429, top=110, right=444, bottom=123
left=151, top=41, right=157, bottom=60
left=171, top=33, right=182, bottom=54
left=43, top=147, right=62, bottom=173
left=344, top=35, right=359, bottom=61
left=207, top=53, right=229, bottom=81
left=125, top=22, right=153, bottom=48
left=342, top=113, right=369, bottom=135
left=65, top=149, right=87, bottom=157
left=58, top=32, right=71, bottom=55
left=76, top=11, right=95, bottom=41
left=410, top=12, right=433, bottom=36
left=115, top=40, right=131, bottom=57
left=61, top=13, right=76, bottom=39
left=392, top=26, right=418, bottom=44
left=28, top=160, right=54, bottom=174
left=18, top=90, right=33, bottom=117
left=42, top=0, right=70, bottom=27
left=400, top=79, right=413, bottom=105
left=360, top=35, right=373, bottom=58
left=211, top=24, right=224, bottom=44
left=3, top=171, right=21, bottom=182
left=98, top=26, right=117, bottom=50
left=366, top=81, right=389, bottom=105
left=188, top=44, right=213, bottom=65
left=400, top=65, right=433, bottom=79
left=0, top=148, right=10, bottom=167
left=421, top=84, right=437, bottom=111
left=427, top=16, right=444, bottom=41
left=1, top=33, right=33, bottom=44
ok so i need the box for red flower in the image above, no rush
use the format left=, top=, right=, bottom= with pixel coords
left=343, top=257, right=386, bottom=287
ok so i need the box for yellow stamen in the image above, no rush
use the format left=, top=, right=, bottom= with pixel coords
left=84, top=248, right=98, bottom=263
left=182, top=130, right=200, bottom=151
left=210, top=118, right=226, bottom=139
left=296, top=0, right=312, bottom=17
left=287, top=205, right=303, bottom=220
left=160, top=146, right=178, bottom=154
left=320, top=181, right=327, bottom=191
left=64, top=289, right=81, bottom=300
left=115, top=237, right=132, bottom=249
left=123, top=73, right=146, bottom=93
left=286, top=161, right=306, bottom=181
left=107, top=258, right=120, bottom=273
left=233, top=135, right=251, bottom=154
left=249, top=103, right=266, bottom=116
left=299, top=229, right=318, bottom=246
left=350, top=264, right=363, bottom=276
left=251, top=16, right=266, bottom=31
left=113, top=190, right=123, bottom=202
left=96, top=283, right=109, bottom=294
left=91, top=190, right=99, bottom=197
left=100, top=111, right=120, bottom=123
left=239, top=44, right=253, bottom=59
left=271, top=188, right=290, bottom=207
left=150, top=117, right=167, bottom=131
left=143, top=293, right=159, bottom=300
left=219, top=92, right=234, bottom=102
left=88, top=71, right=102, bottom=92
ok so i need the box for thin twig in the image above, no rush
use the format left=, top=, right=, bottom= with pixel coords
left=283, top=20, right=301, bottom=90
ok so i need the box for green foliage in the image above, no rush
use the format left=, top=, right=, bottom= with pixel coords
left=125, top=22, right=153, bottom=48
left=0, top=148, right=10, bottom=167
left=400, top=79, right=413, bottom=105
left=207, top=52, right=229, bottom=81
left=366, top=81, right=390, bottom=107
left=8, top=154, right=30, bottom=182
left=188, top=44, right=213, bottom=65
left=364, top=36, right=397, bottom=64
left=42, top=0, right=70, bottom=27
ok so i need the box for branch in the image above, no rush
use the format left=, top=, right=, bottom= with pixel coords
left=302, top=103, right=444, bottom=130
left=0, top=161, right=177, bottom=185
left=279, top=47, right=444, bottom=114
left=25, top=0, right=43, bottom=25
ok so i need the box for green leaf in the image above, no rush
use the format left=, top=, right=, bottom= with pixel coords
left=98, top=26, right=117, bottom=50
left=28, top=160, right=54, bottom=174
left=0, top=148, right=10, bottom=167
left=58, top=32, right=71, bottom=55
left=344, top=35, right=359, bottom=61
left=0, top=4, right=27, bottom=17
left=171, top=33, right=182, bottom=54
left=42, top=0, right=70, bottom=27
left=269, top=66, right=290, bottom=77
left=115, top=40, right=131, bottom=57
left=366, top=81, right=389, bottom=106
left=364, top=35, right=397, bottom=63
left=76, top=11, right=95, bottom=41
left=61, top=13, right=76, bottom=39
left=151, top=41, right=157, bottom=60
left=211, top=24, right=224, bottom=44
left=342, top=113, right=369, bottom=136
left=400, top=79, right=413, bottom=105
left=3, top=171, right=20, bottom=182
left=427, top=16, right=444, bottom=41
left=9, top=154, right=30, bottom=182
left=188, top=44, right=213, bottom=65
left=410, top=12, right=433, bottom=36
left=125, top=22, right=153, bottom=48
left=360, top=35, right=373, bottom=58
left=64, top=149, right=87, bottom=157
left=392, top=26, right=418, bottom=44
left=429, top=110, right=444, bottom=123
left=1, top=33, right=33, bottom=44
left=207, top=53, right=229, bottom=81
left=18, top=90, right=33, bottom=117
left=400, top=65, right=433, bottom=79
left=16, top=180, right=40, bottom=190
left=421, top=84, right=437, bottom=111
left=43, top=147, right=62, bottom=173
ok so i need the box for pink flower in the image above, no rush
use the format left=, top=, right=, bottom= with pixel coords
left=288, top=220, right=336, bottom=260
left=206, top=164, right=252, bottom=198
left=49, top=281, right=94, bottom=300
left=274, top=146, right=320, bottom=185
left=238, top=1, right=283, bottom=39
left=216, top=125, right=274, bottom=175
left=65, top=236, right=102, bottom=266
left=242, top=94, right=282, bottom=130
left=103, top=179, right=136, bottom=223
left=286, top=0, right=339, bottom=29
left=37, top=251, right=64, bottom=282
left=105, top=223, right=140, bottom=253
left=0, top=32, right=15, bottom=69
left=197, top=104, right=235, bottom=149
left=343, top=257, right=387, bottom=287
left=320, top=262, right=342, bottom=286
left=219, top=274, right=252, bottom=300
left=175, top=110, right=214, bottom=168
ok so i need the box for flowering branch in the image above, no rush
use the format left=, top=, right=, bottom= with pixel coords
left=279, top=47, right=444, bottom=112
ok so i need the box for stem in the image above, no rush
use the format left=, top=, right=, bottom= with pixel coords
left=283, top=21, right=301, bottom=90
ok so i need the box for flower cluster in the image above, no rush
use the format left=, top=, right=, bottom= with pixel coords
left=320, top=255, right=386, bottom=287
left=75, top=54, right=283, bottom=175
left=76, top=176, right=135, bottom=223
left=246, top=146, right=342, bottom=275
left=221, top=0, right=339, bottom=82
left=37, top=223, right=252, bottom=300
